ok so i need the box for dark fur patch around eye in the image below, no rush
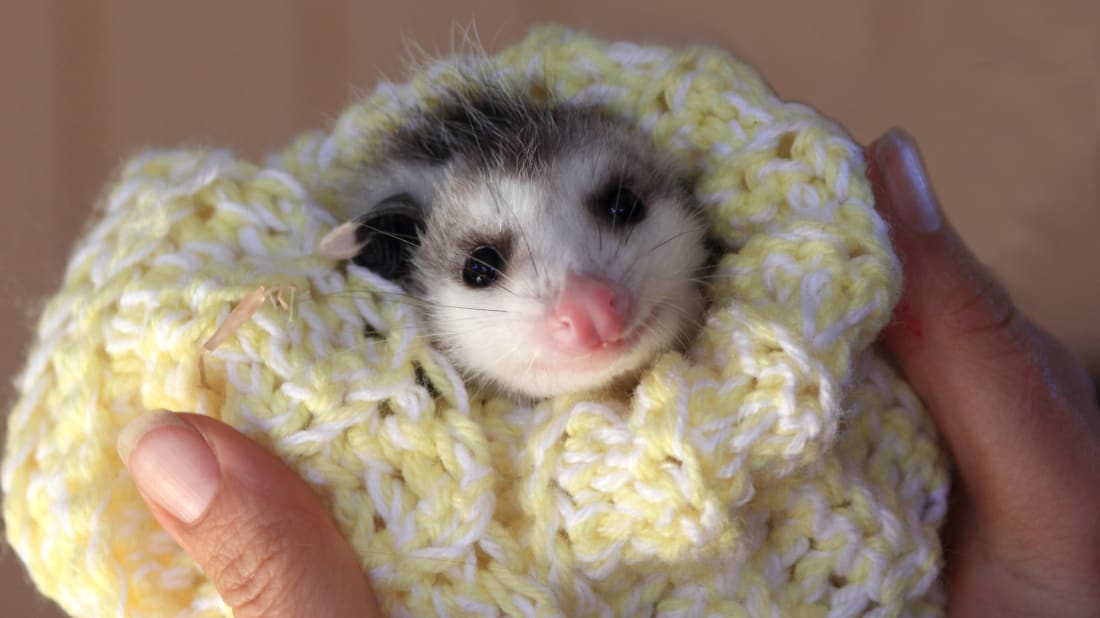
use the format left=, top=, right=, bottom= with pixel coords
left=590, top=180, right=647, bottom=228
left=352, top=194, right=424, bottom=280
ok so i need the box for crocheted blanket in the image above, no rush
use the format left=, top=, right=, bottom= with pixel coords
left=2, top=27, right=949, bottom=617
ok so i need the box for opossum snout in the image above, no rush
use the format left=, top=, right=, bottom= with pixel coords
left=548, top=274, right=632, bottom=352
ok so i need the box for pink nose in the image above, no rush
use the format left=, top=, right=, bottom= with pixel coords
left=550, top=275, right=631, bottom=351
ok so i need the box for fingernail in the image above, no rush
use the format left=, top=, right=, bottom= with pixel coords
left=873, top=128, right=943, bottom=234
left=118, top=410, right=220, bottom=524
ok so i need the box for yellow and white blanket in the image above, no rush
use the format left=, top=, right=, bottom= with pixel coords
left=3, top=27, right=948, bottom=617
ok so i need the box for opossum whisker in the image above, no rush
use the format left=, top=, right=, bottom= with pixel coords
left=517, top=223, right=540, bottom=281
left=523, top=347, right=540, bottom=384
left=355, top=222, right=421, bottom=249
left=618, top=161, right=640, bottom=251
left=620, top=228, right=698, bottom=283
left=425, top=320, right=531, bottom=341
left=415, top=312, right=523, bottom=327
left=492, top=336, right=529, bottom=370
left=592, top=147, right=607, bottom=256
left=682, top=274, right=740, bottom=293
left=494, top=183, right=541, bottom=284
left=655, top=299, right=709, bottom=334
left=322, top=289, right=513, bottom=315
left=477, top=179, right=532, bottom=297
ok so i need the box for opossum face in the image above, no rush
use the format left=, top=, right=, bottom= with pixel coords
left=336, top=88, right=710, bottom=398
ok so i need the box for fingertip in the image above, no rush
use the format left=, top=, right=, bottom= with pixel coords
left=121, top=412, right=383, bottom=617
left=119, top=410, right=221, bottom=525
left=869, top=128, right=944, bottom=235
left=117, top=409, right=190, bottom=464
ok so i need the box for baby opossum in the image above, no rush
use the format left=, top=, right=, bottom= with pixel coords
left=323, top=83, right=711, bottom=399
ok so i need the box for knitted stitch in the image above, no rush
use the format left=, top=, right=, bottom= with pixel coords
left=3, top=27, right=949, bottom=617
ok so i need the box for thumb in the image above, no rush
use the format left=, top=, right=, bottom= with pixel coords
left=866, top=129, right=1099, bottom=508
left=117, top=410, right=383, bottom=618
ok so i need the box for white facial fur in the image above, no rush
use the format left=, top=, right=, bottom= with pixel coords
left=410, top=148, right=708, bottom=398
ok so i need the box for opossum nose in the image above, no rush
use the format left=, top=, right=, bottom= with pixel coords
left=550, top=275, right=632, bottom=351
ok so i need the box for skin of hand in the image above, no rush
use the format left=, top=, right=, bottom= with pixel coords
left=115, top=129, right=1100, bottom=618
left=116, top=411, right=384, bottom=617
left=867, top=129, right=1100, bottom=617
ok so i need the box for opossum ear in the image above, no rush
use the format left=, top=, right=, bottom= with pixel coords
left=320, top=193, right=425, bottom=281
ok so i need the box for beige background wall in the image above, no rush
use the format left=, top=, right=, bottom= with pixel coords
left=2, top=2, right=1096, bottom=615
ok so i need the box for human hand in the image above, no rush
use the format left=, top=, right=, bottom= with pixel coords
left=866, top=129, right=1100, bottom=617
left=117, top=410, right=384, bottom=618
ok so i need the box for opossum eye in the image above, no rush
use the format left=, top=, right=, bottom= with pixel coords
left=462, top=245, right=505, bottom=288
left=592, top=181, right=646, bottom=227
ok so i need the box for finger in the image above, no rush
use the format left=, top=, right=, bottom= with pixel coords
left=117, top=410, right=383, bottom=618
left=866, top=129, right=1100, bottom=511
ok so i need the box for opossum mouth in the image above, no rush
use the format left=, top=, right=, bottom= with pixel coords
left=615, top=307, right=659, bottom=348
left=543, top=304, right=663, bottom=370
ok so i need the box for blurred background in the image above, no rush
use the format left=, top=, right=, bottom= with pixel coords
left=1, top=1, right=1095, bottom=615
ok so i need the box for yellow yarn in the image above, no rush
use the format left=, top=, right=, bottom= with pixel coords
left=3, top=27, right=949, bottom=616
